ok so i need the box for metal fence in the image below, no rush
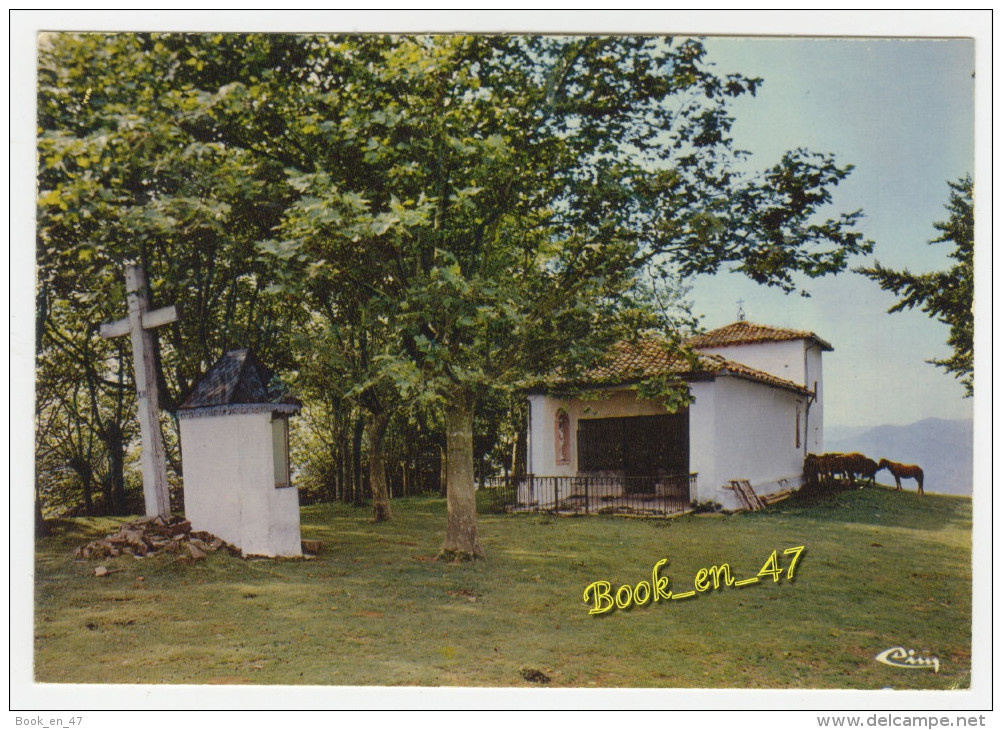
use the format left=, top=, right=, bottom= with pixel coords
left=482, top=473, right=696, bottom=517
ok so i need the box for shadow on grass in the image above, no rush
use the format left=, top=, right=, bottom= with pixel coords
left=37, top=516, right=133, bottom=545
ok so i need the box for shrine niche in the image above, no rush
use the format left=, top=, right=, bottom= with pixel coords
left=555, top=409, right=571, bottom=464
left=178, top=349, right=302, bottom=558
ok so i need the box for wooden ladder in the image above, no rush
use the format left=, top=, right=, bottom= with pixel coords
left=728, top=479, right=766, bottom=511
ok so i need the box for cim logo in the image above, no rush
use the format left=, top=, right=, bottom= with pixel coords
left=875, top=646, right=941, bottom=673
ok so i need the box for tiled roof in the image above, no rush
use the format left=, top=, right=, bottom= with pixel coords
left=699, top=354, right=815, bottom=397
left=179, top=349, right=299, bottom=410
left=584, top=338, right=698, bottom=383
left=687, top=321, right=833, bottom=352
left=553, top=337, right=813, bottom=397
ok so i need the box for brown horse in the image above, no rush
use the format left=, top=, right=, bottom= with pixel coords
left=844, top=453, right=878, bottom=487
left=877, top=459, right=924, bottom=495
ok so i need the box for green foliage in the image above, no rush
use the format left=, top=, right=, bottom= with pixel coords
left=223, top=35, right=869, bottom=401
left=857, top=176, right=974, bottom=396
left=35, top=32, right=306, bottom=514
left=35, top=33, right=871, bottom=523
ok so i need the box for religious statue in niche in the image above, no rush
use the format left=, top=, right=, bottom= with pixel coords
left=555, top=409, right=571, bottom=464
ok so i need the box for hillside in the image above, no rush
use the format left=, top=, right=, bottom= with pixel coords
left=32, top=490, right=972, bottom=689
left=827, top=418, right=973, bottom=496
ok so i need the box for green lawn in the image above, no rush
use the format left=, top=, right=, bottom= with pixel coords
left=33, top=485, right=972, bottom=688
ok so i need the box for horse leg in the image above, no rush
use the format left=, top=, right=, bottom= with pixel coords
left=894, top=475, right=902, bottom=491
left=917, top=476, right=924, bottom=495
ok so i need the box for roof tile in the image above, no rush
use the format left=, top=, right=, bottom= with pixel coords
left=560, top=336, right=814, bottom=397
left=687, top=320, right=833, bottom=351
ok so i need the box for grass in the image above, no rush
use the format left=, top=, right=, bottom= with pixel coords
left=33, top=484, right=972, bottom=689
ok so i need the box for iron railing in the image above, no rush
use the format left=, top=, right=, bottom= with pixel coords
left=482, top=473, right=696, bottom=517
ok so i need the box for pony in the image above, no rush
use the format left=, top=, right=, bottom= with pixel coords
left=843, top=453, right=879, bottom=487
left=817, top=452, right=878, bottom=487
left=877, top=459, right=924, bottom=495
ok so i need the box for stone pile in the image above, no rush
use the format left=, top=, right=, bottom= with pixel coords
left=73, top=514, right=238, bottom=561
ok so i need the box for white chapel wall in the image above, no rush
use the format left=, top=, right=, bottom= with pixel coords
left=180, top=413, right=248, bottom=547
left=695, top=339, right=808, bottom=385
left=527, top=375, right=811, bottom=510
left=527, top=394, right=567, bottom=476
left=707, top=377, right=806, bottom=507
left=686, top=380, right=716, bottom=503
left=805, top=344, right=825, bottom=453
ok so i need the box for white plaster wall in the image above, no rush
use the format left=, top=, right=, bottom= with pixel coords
left=180, top=411, right=302, bottom=558
left=695, top=336, right=826, bottom=464
left=527, top=394, right=571, bottom=476
left=805, top=345, right=824, bottom=454
left=569, top=389, right=673, bottom=420
left=695, top=340, right=807, bottom=385
left=687, top=380, right=716, bottom=504
left=180, top=414, right=245, bottom=548
left=707, top=377, right=806, bottom=509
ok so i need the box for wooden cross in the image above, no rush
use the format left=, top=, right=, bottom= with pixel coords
left=100, top=263, right=178, bottom=518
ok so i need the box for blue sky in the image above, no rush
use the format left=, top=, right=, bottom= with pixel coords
left=688, top=36, right=976, bottom=428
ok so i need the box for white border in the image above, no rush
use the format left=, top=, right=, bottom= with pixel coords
left=9, top=8, right=993, bottom=721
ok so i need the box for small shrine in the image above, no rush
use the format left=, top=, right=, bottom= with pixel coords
left=178, top=349, right=302, bottom=558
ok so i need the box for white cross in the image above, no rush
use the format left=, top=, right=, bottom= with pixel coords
left=100, top=264, right=178, bottom=518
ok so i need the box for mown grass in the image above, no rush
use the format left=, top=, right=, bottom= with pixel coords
left=34, top=484, right=972, bottom=689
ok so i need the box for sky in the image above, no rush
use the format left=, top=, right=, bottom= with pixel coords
left=687, top=36, right=977, bottom=428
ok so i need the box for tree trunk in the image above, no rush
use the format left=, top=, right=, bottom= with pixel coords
left=438, top=445, right=448, bottom=497
left=511, top=433, right=520, bottom=479
left=326, top=444, right=339, bottom=503
left=35, top=485, right=50, bottom=538
left=103, top=422, right=127, bottom=516
left=352, top=413, right=365, bottom=506
left=68, top=455, right=94, bottom=515
left=368, top=411, right=393, bottom=522
left=439, top=388, right=484, bottom=560
left=337, top=439, right=347, bottom=503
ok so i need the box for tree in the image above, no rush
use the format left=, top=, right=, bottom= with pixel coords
left=35, top=32, right=304, bottom=516
left=37, top=34, right=872, bottom=556
left=239, top=35, right=870, bottom=558
left=857, top=176, right=974, bottom=396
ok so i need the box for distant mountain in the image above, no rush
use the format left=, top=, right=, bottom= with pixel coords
left=825, top=424, right=875, bottom=444
left=825, top=418, right=973, bottom=496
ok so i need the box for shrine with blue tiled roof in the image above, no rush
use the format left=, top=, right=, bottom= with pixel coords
left=178, top=349, right=303, bottom=557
